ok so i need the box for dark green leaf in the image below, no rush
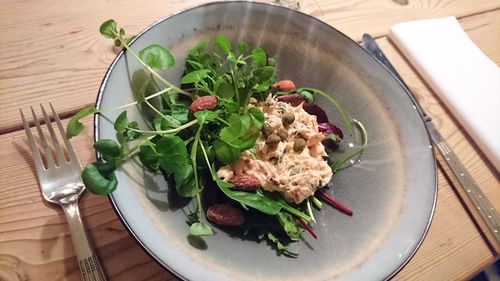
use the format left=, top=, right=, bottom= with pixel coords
left=114, top=39, right=121, bottom=47
left=213, top=175, right=281, bottom=215
left=119, top=27, right=125, bottom=37
left=174, top=164, right=197, bottom=197
left=94, top=139, right=121, bottom=158
left=139, top=44, right=175, bottom=70
left=180, top=69, right=210, bottom=84
left=214, top=34, right=231, bottom=55
left=138, top=145, right=160, bottom=171
left=213, top=139, right=240, bottom=164
left=99, top=19, right=117, bottom=39
left=156, top=135, right=189, bottom=173
left=66, top=106, right=97, bottom=138
left=94, top=160, right=117, bottom=176
left=82, top=163, right=118, bottom=195
left=114, top=111, right=128, bottom=133
left=190, top=222, right=214, bottom=236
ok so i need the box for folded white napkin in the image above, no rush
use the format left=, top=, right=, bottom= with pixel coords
left=389, top=16, right=500, bottom=172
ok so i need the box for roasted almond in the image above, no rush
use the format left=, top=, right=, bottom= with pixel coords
left=229, top=173, right=261, bottom=191
left=207, top=204, right=245, bottom=226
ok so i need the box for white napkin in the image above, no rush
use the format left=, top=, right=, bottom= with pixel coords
left=389, top=16, right=500, bottom=172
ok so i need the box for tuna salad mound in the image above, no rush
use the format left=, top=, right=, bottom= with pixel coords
left=218, top=96, right=333, bottom=204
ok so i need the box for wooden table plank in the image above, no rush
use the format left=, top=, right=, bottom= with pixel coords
left=1, top=0, right=499, bottom=132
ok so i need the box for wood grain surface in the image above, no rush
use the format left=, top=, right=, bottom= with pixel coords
left=1, top=0, right=499, bottom=280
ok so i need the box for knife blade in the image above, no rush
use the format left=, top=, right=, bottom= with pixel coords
left=361, top=33, right=500, bottom=254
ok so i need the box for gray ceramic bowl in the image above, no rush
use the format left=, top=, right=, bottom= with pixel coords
left=95, top=2, right=437, bottom=280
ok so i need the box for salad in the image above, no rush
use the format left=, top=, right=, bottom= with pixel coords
left=68, top=19, right=367, bottom=256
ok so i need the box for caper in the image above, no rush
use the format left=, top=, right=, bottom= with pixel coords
left=281, top=112, right=295, bottom=126
left=262, top=124, right=273, bottom=137
left=293, top=137, right=306, bottom=152
left=265, top=134, right=281, bottom=147
left=276, top=128, right=288, bottom=141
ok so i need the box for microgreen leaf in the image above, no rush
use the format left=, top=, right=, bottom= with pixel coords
left=82, top=163, right=118, bottom=195
left=99, top=19, right=118, bottom=39
left=66, top=106, right=97, bottom=138
left=214, top=34, right=231, bottom=55
left=139, top=44, right=175, bottom=70
left=251, top=48, right=266, bottom=67
left=180, top=69, right=210, bottom=84
left=190, top=222, right=214, bottom=236
left=194, top=110, right=219, bottom=124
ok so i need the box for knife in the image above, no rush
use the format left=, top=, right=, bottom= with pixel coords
left=361, top=33, right=500, bottom=254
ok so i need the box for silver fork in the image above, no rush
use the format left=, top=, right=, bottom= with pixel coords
left=20, top=103, right=107, bottom=281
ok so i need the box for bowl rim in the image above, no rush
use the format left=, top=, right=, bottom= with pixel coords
left=93, top=1, right=438, bottom=280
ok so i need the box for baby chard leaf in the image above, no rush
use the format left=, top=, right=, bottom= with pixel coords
left=139, top=44, right=175, bottom=70
left=66, top=106, right=97, bottom=138
left=82, top=163, right=118, bottom=195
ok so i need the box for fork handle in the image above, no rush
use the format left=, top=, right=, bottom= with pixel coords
left=62, top=202, right=107, bottom=281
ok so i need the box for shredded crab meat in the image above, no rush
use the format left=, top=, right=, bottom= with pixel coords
left=217, top=96, right=333, bottom=204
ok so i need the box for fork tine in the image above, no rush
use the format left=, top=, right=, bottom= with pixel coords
left=49, top=102, right=81, bottom=166
left=40, top=104, right=67, bottom=165
left=20, top=109, right=46, bottom=171
left=30, top=106, right=56, bottom=168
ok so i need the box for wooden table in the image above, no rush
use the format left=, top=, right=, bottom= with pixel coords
left=1, top=0, right=499, bottom=280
